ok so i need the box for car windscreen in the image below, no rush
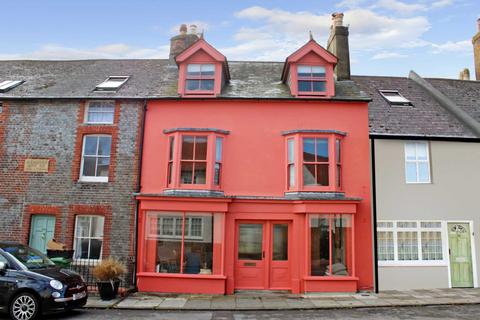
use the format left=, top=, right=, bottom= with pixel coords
left=2, top=245, right=56, bottom=270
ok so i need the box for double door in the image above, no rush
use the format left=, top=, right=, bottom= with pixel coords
left=235, top=221, right=291, bottom=290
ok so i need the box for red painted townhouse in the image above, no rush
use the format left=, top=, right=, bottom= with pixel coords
left=136, top=16, right=374, bottom=294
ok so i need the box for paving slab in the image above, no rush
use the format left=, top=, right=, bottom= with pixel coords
left=309, top=299, right=342, bottom=308
left=85, top=296, right=121, bottom=308
left=156, top=297, right=188, bottom=309
left=284, top=298, right=315, bottom=309
left=211, top=296, right=236, bottom=310
left=182, top=298, right=213, bottom=310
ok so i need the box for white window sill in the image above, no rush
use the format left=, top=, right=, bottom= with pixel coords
left=84, top=122, right=114, bottom=125
left=405, top=181, right=431, bottom=184
left=79, top=176, right=109, bottom=183
left=379, top=261, right=448, bottom=267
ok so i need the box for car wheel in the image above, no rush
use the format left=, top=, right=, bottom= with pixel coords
left=9, top=292, right=40, bottom=320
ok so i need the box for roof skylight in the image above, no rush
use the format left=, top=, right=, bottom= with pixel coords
left=0, top=80, right=24, bottom=93
left=94, top=76, right=130, bottom=92
left=379, top=90, right=413, bottom=106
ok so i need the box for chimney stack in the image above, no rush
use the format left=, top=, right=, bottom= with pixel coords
left=459, top=68, right=471, bottom=81
left=474, top=18, right=480, bottom=80
left=169, top=23, right=200, bottom=64
left=327, top=12, right=351, bottom=81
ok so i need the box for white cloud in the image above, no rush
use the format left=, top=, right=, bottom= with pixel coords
left=372, top=51, right=408, bottom=59
left=431, top=0, right=453, bottom=8
left=0, top=43, right=170, bottom=60
left=337, top=0, right=367, bottom=9
left=431, top=40, right=471, bottom=53
left=375, top=0, right=427, bottom=15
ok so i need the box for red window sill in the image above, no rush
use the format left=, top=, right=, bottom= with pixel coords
left=304, top=276, right=359, bottom=281
left=138, top=272, right=226, bottom=280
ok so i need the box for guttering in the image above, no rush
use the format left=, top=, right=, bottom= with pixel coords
left=133, top=99, right=147, bottom=289
left=370, top=133, right=480, bottom=143
left=409, top=70, right=480, bottom=138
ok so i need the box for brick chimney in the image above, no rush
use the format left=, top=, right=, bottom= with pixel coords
left=474, top=18, right=480, bottom=80
left=327, top=13, right=351, bottom=80
left=459, top=68, right=471, bottom=80
left=169, top=24, right=200, bottom=64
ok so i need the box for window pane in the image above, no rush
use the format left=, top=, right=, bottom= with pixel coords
left=336, top=165, right=341, bottom=188
left=397, top=231, right=418, bottom=260
left=303, top=138, right=315, bottom=162
left=89, top=239, right=103, bottom=259
left=75, top=216, right=90, bottom=238
left=312, top=81, right=326, bottom=92
left=329, top=215, right=352, bottom=276
left=238, top=224, right=263, bottom=260
left=310, top=216, right=329, bottom=276
left=397, top=221, right=417, bottom=228
left=421, top=231, right=443, bottom=260
left=74, top=239, right=90, bottom=260
left=216, top=137, right=223, bottom=162
left=84, top=136, right=98, bottom=155
left=378, top=231, right=394, bottom=261
left=90, top=217, right=105, bottom=237
left=214, top=163, right=221, bottom=185
left=287, top=139, right=294, bottom=163
left=303, top=164, right=316, bottom=186
left=298, top=80, right=312, bottom=92
left=336, top=139, right=341, bottom=163
left=195, top=136, right=208, bottom=160
left=273, top=224, right=288, bottom=261
left=200, top=80, right=214, bottom=91
left=96, top=157, right=110, bottom=177
left=312, top=66, right=326, bottom=77
left=169, top=137, right=175, bottom=161
left=288, top=164, right=295, bottom=188
left=187, top=64, right=201, bottom=76
left=405, top=143, right=416, bottom=161
left=316, top=164, right=329, bottom=186
left=180, top=162, right=193, bottom=184
left=157, top=214, right=183, bottom=274
left=98, top=136, right=111, bottom=156
left=82, top=156, right=96, bottom=177
left=193, top=162, right=206, bottom=184
left=186, top=79, right=200, bottom=90
left=162, top=217, right=174, bottom=236
left=416, top=143, right=428, bottom=161
left=316, top=139, right=329, bottom=162
left=182, top=136, right=194, bottom=160
left=418, top=162, right=430, bottom=182
left=184, top=214, right=213, bottom=274
left=297, top=66, right=311, bottom=77
left=201, top=64, right=215, bottom=76
left=406, top=162, right=417, bottom=183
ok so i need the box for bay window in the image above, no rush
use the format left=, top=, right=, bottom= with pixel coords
left=144, top=211, right=224, bottom=275
left=284, top=132, right=344, bottom=191
left=310, top=214, right=353, bottom=277
left=165, top=129, right=227, bottom=190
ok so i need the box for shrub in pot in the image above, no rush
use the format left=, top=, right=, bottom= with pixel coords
left=92, top=257, right=126, bottom=300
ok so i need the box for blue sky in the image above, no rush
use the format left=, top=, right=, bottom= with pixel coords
left=0, top=0, right=478, bottom=78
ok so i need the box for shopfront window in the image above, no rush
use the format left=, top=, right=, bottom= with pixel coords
left=144, top=211, right=223, bottom=275
left=310, top=214, right=353, bottom=277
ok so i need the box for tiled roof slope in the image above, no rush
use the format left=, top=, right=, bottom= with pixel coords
left=0, top=60, right=368, bottom=101
left=426, top=78, right=480, bottom=124
left=352, top=75, right=477, bottom=139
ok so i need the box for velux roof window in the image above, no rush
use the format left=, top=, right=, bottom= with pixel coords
left=379, top=90, right=413, bottom=106
left=94, top=76, right=129, bottom=92
left=0, top=80, right=24, bottom=93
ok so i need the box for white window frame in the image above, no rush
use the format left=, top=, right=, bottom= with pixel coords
left=0, top=80, right=24, bottom=93
left=94, top=76, right=129, bottom=92
left=158, top=216, right=204, bottom=240
left=379, top=89, right=413, bottom=106
left=79, top=134, right=111, bottom=183
left=84, top=101, right=115, bottom=124
left=405, top=141, right=431, bottom=184
left=73, top=215, right=105, bottom=263
left=378, top=220, right=448, bottom=267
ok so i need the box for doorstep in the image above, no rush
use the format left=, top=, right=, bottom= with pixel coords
left=83, top=288, right=480, bottom=311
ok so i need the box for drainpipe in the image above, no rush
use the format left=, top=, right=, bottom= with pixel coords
left=370, top=138, right=379, bottom=293
left=133, top=99, right=147, bottom=289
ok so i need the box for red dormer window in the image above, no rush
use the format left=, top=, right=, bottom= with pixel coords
left=297, top=65, right=326, bottom=94
left=282, top=39, right=337, bottom=98
left=175, top=38, right=230, bottom=97
left=186, top=64, right=215, bottom=92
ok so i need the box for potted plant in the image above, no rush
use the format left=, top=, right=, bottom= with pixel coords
left=92, top=257, right=126, bottom=300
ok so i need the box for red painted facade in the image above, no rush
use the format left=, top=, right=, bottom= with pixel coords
left=136, top=40, right=373, bottom=294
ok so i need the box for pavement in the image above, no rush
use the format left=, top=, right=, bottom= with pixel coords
left=84, top=288, right=480, bottom=311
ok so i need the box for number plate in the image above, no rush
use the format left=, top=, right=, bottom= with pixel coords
left=73, top=291, right=86, bottom=300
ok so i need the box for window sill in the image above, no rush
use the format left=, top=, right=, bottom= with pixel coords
left=84, top=122, right=114, bottom=125
left=405, top=181, right=432, bottom=184
left=137, top=272, right=226, bottom=280
left=304, top=276, right=359, bottom=281
left=379, top=261, right=448, bottom=267
left=79, top=177, right=109, bottom=183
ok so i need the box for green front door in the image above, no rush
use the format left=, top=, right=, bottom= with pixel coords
left=29, top=215, right=56, bottom=253
left=448, top=223, right=474, bottom=288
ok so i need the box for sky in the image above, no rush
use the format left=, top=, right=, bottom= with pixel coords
left=0, top=0, right=478, bottom=78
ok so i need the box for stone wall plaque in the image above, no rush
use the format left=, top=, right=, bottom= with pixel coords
left=24, top=159, right=50, bottom=173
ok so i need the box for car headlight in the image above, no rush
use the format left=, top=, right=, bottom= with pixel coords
left=50, top=280, right=63, bottom=290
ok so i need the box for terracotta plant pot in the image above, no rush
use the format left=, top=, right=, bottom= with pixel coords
left=96, top=280, right=120, bottom=300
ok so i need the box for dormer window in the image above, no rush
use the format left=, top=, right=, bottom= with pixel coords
left=297, top=65, right=326, bottom=93
left=379, top=90, right=413, bottom=106
left=186, top=64, right=215, bottom=92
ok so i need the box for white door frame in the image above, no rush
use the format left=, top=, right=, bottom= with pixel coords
left=445, top=220, right=478, bottom=288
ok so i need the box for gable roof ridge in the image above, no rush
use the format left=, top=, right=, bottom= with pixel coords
left=409, top=70, right=480, bottom=138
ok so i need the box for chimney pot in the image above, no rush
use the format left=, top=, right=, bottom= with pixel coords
left=189, top=24, right=197, bottom=35
left=332, top=12, right=344, bottom=27
left=180, top=24, right=187, bottom=35
left=459, top=68, right=471, bottom=80
left=477, top=18, right=480, bottom=32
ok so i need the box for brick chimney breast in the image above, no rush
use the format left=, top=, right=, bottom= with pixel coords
left=327, top=12, right=350, bottom=80
left=169, top=23, right=200, bottom=64
left=474, top=19, right=480, bottom=80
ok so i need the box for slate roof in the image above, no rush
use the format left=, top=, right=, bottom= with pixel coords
left=0, top=59, right=368, bottom=101
left=352, top=75, right=478, bottom=139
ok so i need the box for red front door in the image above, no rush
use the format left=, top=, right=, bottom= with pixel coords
left=235, top=221, right=291, bottom=290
